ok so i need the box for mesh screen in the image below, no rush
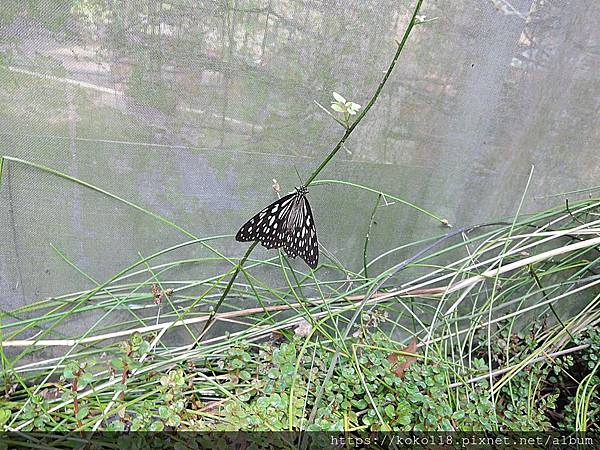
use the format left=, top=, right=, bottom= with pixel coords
left=1, top=0, right=599, bottom=327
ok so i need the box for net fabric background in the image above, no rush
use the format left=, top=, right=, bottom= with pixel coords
left=1, top=0, right=599, bottom=335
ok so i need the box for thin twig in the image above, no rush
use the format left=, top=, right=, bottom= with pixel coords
left=528, top=264, right=574, bottom=340
left=363, top=193, right=382, bottom=278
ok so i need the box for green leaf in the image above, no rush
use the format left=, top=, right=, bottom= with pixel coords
left=441, top=418, right=453, bottom=431
left=76, top=406, right=89, bottom=420
left=398, top=412, right=413, bottom=426
left=351, top=398, right=368, bottom=410
left=130, top=332, right=143, bottom=347
left=79, top=372, right=93, bottom=389
left=159, top=406, right=171, bottom=419
left=384, top=404, right=395, bottom=418
left=107, top=420, right=124, bottom=431
left=130, top=418, right=143, bottom=431
left=111, top=358, right=124, bottom=370
left=452, top=410, right=465, bottom=420
left=128, top=360, right=141, bottom=370
left=230, top=359, right=244, bottom=369
left=0, top=410, right=11, bottom=425
left=167, top=414, right=181, bottom=427
left=149, top=421, right=164, bottom=431
left=33, top=417, right=44, bottom=428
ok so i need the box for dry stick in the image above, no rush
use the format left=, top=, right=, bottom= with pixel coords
left=443, top=236, right=600, bottom=295
left=11, top=304, right=598, bottom=433
left=528, top=264, right=574, bottom=341
left=399, top=203, right=600, bottom=293
left=6, top=288, right=429, bottom=349
left=2, top=303, right=297, bottom=347
left=428, top=277, right=600, bottom=351
left=0, top=223, right=525, bottom=348
left=13, top=286, right=600, bottom=433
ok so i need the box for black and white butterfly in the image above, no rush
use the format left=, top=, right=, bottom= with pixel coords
left=236, top=186, right=319, bottom=269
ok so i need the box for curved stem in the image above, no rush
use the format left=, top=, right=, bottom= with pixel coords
left=304, top=0, right=424, bottom=186
left=313, top=179, right=447, bottom=223
left=202, top=0, right=425, bottom=346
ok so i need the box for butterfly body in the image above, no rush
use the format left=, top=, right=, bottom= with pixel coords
left=236, top=186, right=319, bottom=268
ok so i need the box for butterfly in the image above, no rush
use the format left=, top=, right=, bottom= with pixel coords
left=236, top=185, right=319, bottom=268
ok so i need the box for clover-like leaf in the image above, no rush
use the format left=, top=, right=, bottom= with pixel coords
left=76, top=405, right=89, bottom=421
left=79, top=372, right=94, bottom=389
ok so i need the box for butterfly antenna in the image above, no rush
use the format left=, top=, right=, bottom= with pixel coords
left=293, top=166, right=304, bottom=186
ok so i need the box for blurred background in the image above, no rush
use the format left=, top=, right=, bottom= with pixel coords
left=1, top=0, right=599, bottom=320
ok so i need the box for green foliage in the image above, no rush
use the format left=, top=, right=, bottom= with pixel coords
left=0, top=170, right=597, bottom=433
left=155, top=368, right=187, bottom=427
left=110, top=332, right=152, bottom=383
left=129, top=400, right=155, bottom=431
left=18, top=395, right=53, bottom=431
left=471, top=326, right=558, bottom=431
left=553, top=329, right=600, bottom=431
left=202, top=332, right=554, bottom=432
left=3, top=322, right=597, bottom=432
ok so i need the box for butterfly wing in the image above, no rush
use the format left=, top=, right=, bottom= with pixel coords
left=235, top=192, right=296, bottom=250
left=283, top=195, right=319, bottom=269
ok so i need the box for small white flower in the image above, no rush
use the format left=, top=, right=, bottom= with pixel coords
left=330, top=92, right=362, bottom=124
left=332, top=91, right=346, bottom=103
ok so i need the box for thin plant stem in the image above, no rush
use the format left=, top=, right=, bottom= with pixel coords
left=304, top=0, right=424, bottom=186
left=222, top=0, right=426, bottom=337
left=190, top=241, right=259, bottom=348
left=363, top=193, right=382, bottom=278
